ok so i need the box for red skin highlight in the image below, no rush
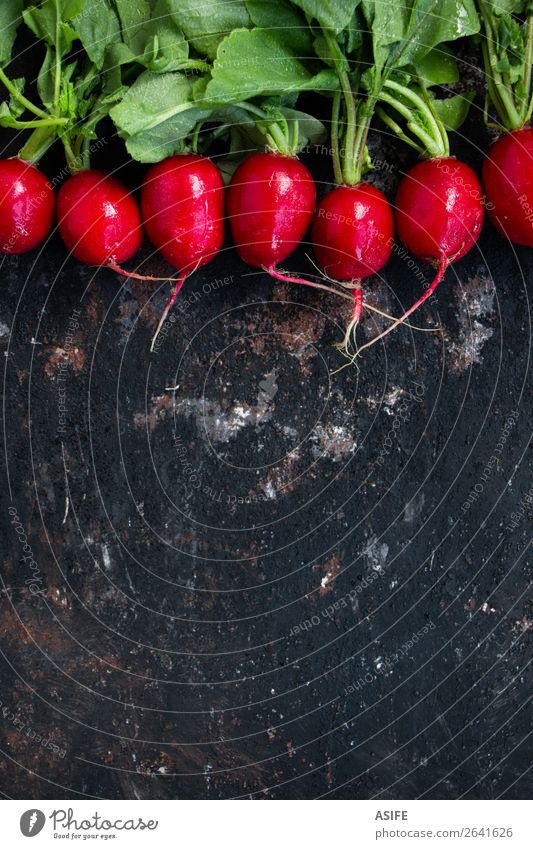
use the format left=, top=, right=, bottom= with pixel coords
left=141, top=153, right=225, bottom=273
left=395, top=157, right=484, bottom=263
left=482, top=127, right=533, bottom=246
left=227, top=152, right=316, bottom=268
left=311, top=183, right=394, bottom=281
left=0, top=159, right=54, bottom=254
left=57, top=170, right=142, bottom=265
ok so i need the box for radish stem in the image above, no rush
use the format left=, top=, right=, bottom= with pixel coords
left=0, top=68, right=47, bottom=117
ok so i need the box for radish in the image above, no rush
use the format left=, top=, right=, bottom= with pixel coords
left=0, top=159, right=54, bottom=254
left=227, top=151, right=351, bottom=307
left=358, top=156, right=485, bottom=350
left=307, top=29, right=396, bottom=360
left=306, top=9, right=482, bottom=359
left=476, top=1, right=533, bottom=245
left=311, top=183, right=394, bottom=353
left=141, top=153, right=225, bottom=348
left=57, top=170, right=143, bottom=266
left=395, top=158, right=484, bottom=266
left=483, top=127, right=533, bottom=246
left=57, top=170, right=182, bottom=347
left=348, top=85, right=483, bottom=354
left=227, top=151, right=316, bottom=279
left=57, top=159, right=223, bottom=351
left=226, top=145, right=352, bottom=308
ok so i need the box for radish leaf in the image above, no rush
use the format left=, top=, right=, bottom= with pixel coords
left=72, top=0, right=121, bottom=68
left=414, top=46, right=459, bottom=86
left=0, top=0, right=23, bottom=65
left=432, top=91, right=475, bottom=130
left=244, top=0, right=312, bottom=53
left=204, top=28, right=338, bottom=104
left=362, top=0, right=479, bottom=70
left=114, top=0, right=151, bottom=55
left=24, top=0, right=83, bottom=55
left=110, top=70, right=209, bottom=162
left=289, top=0, right=357, bottom=33
left=166, top=0, right=251, bottom=60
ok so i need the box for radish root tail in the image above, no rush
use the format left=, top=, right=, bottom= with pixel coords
left=357, top=254, right=448, bottom=357
left=107, top=260, right=178, bottom=283
left=336, top=285, right=363, bottom=365
left=150, top=273, right=187, bottom=352
left=264, top=264, right=352, bottom=302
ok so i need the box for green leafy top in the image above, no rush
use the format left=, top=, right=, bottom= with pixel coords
left=476, top=0, right=533, bottom=130
left=362, top=0, right=479, bottom=72
left=0, top=0, right=488, bottom=175
left=203, top=27, right=337, bottom=104
left=0, top=1, right=24, bottom=65
left=318, top=0, right=481, bottom=183
left=0, top=0, right=336, bottom=166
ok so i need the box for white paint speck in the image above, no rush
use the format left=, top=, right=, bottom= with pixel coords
left=264, top=481, right=276, bottom=500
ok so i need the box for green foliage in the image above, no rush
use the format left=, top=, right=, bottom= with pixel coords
left=165, top=0, right=251, bottom=60
left=0, top=0, right=24, bottom=65
left=289, top=0, right=357, bottom=33
left=245, top=0, right=312, bottom=53
left=110, top=70, right=209, bottom=161
left=203, top=27, right=337, bottom=104
left=432, top=90, right=475, bottom=129
left=361, top=0, right=479, bottom=72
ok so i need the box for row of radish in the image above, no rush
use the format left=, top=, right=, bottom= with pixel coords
left=1, top=2, right=532, bottom=360
left=1, top=124, right=531, bottom=354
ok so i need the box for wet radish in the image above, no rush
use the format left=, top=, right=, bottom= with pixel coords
left=396, top=158, right=484, bottom=264
left=227, top=152, right=316, bottom=279
left=476, top=0, right=533, bottom=246
left=141, top=153, right=225, bottom=348
left=57, top=169, right=142, bottom=266
left=312, top=183, right=394, bottom=353
left=483, top=128, right=533, bottom=246
left=0, top=159, right=54, bottom=254
left=357, top=157, right=485, bottom=352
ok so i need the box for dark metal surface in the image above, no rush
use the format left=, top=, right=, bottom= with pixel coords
left=1, top=106, right=532, bottom=800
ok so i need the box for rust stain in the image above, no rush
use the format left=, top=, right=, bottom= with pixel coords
left=133, top=394, right=174, bottom=432
left=0, top=607, right=32, bottom=646
left=85, top=289, right=101, bottom=330
left=41, top=344, right=86, bottom=376
left=314, top=554, right=342, bottom=596
left=128, top=280, right=160, bottom=329
left=255, top=450, right=299, bottom=499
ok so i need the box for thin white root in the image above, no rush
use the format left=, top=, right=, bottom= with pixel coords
left=363, top=302, right=441, bottom=332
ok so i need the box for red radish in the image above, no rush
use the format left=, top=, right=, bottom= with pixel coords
left=357, top=157, right=484, bottom=353
left=142, top=153, right=224, bottom=270
left=227, top=152, right=316, bottom=281
left=0, top=159, right=54, bottom=254
left=395, top=158, right=484, bottom=263
left=57, top=170, right=142, bottom=266
left=476, top=2, right=533, bottom=246
left=141, top=153, right=225, bottom=348
left=482, top=128, right=533, bottom=246
left=312, top=184, right=393, bottom=279
left=311, top=183, right=394, bottom=356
